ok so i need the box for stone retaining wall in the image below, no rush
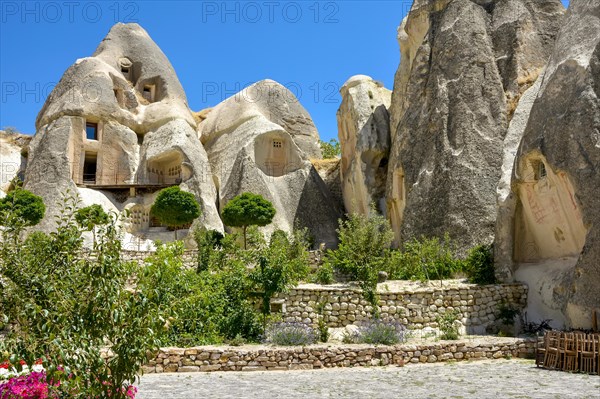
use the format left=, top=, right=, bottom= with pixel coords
left=120, top=250, right=322, bottom=269
left=143, top=337, right=536, bottom=373
left=273, top=283, right=527, bottom=334
left=121, top=250, right=198, bottom=268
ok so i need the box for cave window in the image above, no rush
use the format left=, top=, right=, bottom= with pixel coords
left=532, top=161, right=547, bottom=181
left=86, top=122, right=98, bottom=141
left=137, top=133, right=144, bottom=146
left=83, top=152, right=97, bottom=184
left=272, top=140, right=282, bottom=148
left=121, top=66, right=130, bottom=79
left=142, top=85, right=155, bottom=102
left=538, top=163, right=547, bottom=179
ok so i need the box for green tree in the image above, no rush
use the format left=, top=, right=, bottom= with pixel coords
left=221, top=193, right=276, bottom=249
left=0, top=186, right=45, bottom=228
left=150, top=186, right=201, bottom=239
left=319, top=138, right=341, bottom=159
left=75, top=204, right=109, bottom=244
left=0, top=193, right=165, bottom=398
left=324, top=210, right=394, bottom=315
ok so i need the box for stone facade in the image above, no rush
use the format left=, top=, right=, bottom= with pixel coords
left=273, top=283, right=527, bottom=334
left=142, top=337, right=536, bottom=373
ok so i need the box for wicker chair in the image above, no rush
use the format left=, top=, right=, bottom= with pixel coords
left=580, top=334, right=597, bottom=374
left=560, top=333, right=579, bottom=372
left=535, top=334, right=546, bottom=367
left=543, top=331, right=561, bottom=370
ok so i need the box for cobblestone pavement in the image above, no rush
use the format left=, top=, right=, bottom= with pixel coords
left=137, top=359, right=600, bottom=399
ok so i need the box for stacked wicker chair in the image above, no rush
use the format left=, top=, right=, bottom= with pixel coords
left=539, top=330, right=600, bottom=374
left=542, top=331, right=562, bottom=370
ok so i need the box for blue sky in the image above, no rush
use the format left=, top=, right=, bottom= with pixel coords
left=0, top=0, right=570, bottom=142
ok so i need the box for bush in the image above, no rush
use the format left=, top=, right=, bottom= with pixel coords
left=2, top=127, right=19, bottom=135
left=314, top=263, right=334, bottom=284
left=436, top=310, right=461, bottom=340
left=316, top=301, right=329, bottom=343
left=264, top=322, right=317, bottom=346
left=137, top=241, right=262, bottom=345
left=324, top=210, right=393, bottom=311
left=344, top=319, right=408, bottom=345
left=251, top=229, right=310, bottom=331
left=464, top=244, right=496, bottom=285
left=193, top=227, right=224, bottom=273
left=0, top=194, right=164, bottom=398
left=319, top=139, right=341, bottom=159
left=0, top=186, right=45, bottom=227
left=387, top=234, right=463, bottom=282
left=497, top=301, right=520, bottom=326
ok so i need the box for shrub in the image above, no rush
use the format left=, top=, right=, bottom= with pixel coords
left=212, top=256, right=262, bottom=341
left=316, top=300, right=329, bottom=343
left=319, top=139, right=341, bottom=159
left=0, top=369, right=137, bottom=398
left=227, top=334, right=247, bottom=347
left=497, top=301, right=520, bottom=326
left=137, top=241, right=261, bottom=345
left=344, top=320, right=408, bottom=345
left=324, top=210, right=393, bottom=312
left=0, top=193, right=164, bottom=398
left=387, top=234, right=462, bottom=282
left=264, top=322, right=317, bottom=346
left=221, top=192, right=276, bottom=249
left=314, top=263, right=334, bottom=284
left=464, top=244, right=496, bottom=285
left=0, top=186, right=45, bottom=227
left=436, top=310, right=461, bottom=340
left=150, top=186, right=201, bottom=232
left=250, top=229, right=310, bottom=331
left=193, top=227, right=224, bottom=273
left=317, top=319, right=329, bottom=343
left=2, top=127, right=19, bottom=135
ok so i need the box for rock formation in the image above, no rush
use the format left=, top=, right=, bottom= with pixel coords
left=495, top=0, right=600, bottom=328
left=385, top=0, right=565, bottom=251
left=199, top=80, right=341, bottom=247
left=337, top=75, right=391, bottom=215
left=25, top=23, right=223, bottom=237
left=0, top=130, right=30, bottom=198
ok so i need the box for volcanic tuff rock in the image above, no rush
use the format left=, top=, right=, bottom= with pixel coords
left=337, top=75, right=392, bottom=216
left=199, top=80, right=340, bottom=247
left=25, top=23, right=222, bottom=233
left=495, top=0, right=600, bottom=328
left=0, top=130, right=30, bottom=197
left=385, top=0, right=565, bottom=252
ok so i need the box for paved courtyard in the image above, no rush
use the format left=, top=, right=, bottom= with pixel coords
left=137, top=359, right=600, bottom=399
